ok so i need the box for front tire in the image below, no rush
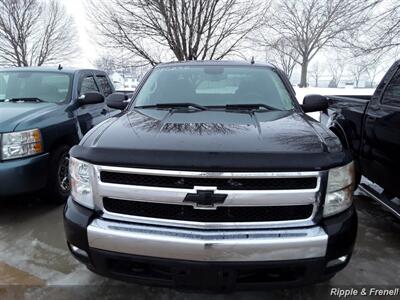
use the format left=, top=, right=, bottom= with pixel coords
left=42, top=145, right=71, bottom=204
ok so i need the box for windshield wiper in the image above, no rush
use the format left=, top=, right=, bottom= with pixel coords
left=223, top=104, right=280, bottom=111
left=5, top=97, right=45, bottom=103
left=135, top=102, right=207, bottom=111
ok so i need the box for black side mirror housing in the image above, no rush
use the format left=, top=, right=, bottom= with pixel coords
left=302, top=94, right=329, bottom=113
left=78, top=92, right=104, bottom=106
left=106, top=93, right=130, bottom=110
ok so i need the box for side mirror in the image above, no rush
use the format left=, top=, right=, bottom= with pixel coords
left=106, top=93, right=130, bottom=110
left=302, top=94, right=329, bottom=113
left=78, top=92, right=104, bottom=106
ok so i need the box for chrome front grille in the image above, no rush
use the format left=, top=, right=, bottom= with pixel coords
left=100, top=171, right=318, bottom=190
left=92, top=165, right=325, bottom=230
left=103, top=198, right=314, bottom=222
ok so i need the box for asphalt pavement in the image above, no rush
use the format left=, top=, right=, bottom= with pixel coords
left=0, top=194, right=399, bottom=300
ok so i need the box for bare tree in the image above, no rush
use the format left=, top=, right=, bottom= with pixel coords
left=308, top=62, right=324, bottom=88
left=94, top=55, right=118, bottom=75
left=269, top=0, right=380, bottom=87
left=89, top=0, right=270, bottom=66
left=265, top=38, right=299, bottom=79
left=348, top=61, right=368, bottom=88
left=346, top=50, right=387, bottom=88
left=365, top=55, right=386, bottom=88
left=327, top=57, right=346, bottom=88
left=353, top=0, right=400, bottom=53
left=0, top=0, right=78, bottom=67
left=366, top=63, right=382, bottom=88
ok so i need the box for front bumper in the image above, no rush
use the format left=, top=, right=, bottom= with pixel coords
left=0, top=153, right=49, bottom=197
left=87, top=219, right=328, bottom=262
left=64, top=197, right=357, bottom=290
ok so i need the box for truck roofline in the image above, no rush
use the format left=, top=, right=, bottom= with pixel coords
left=155, top=60, right=276, bottom=69
left=0, top=66, right=107, bottom=75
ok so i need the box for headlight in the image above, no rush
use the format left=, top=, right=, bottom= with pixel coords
left=70, top=157, right=95, bottom=209
left=324, top=162, right=355, bottom=217
left=1, top=129, right=43, bottom=160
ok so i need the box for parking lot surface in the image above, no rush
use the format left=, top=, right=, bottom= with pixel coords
left=0, top=194, right=399, bottom=300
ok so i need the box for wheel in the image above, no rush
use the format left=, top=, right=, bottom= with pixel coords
left=42, top=145, right=71, bottom=204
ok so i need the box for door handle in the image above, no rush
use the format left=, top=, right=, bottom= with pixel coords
left=101, top=109, right=108, bottom=115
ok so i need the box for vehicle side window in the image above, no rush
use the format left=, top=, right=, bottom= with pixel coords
left=96, top=75, right=113, bottom=97
left=80, top=75, right=99, bottom=95
left=382, top=68, right=400, bottom=107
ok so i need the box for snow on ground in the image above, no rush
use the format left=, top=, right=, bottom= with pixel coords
left=294, top=87, right=376, bottom=104
left=294, top=87, right=376, bottom=121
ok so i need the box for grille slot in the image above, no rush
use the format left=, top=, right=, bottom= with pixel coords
left=103, top=198, right=314, bottom=223
left=100, top=172, right=317, bottom=190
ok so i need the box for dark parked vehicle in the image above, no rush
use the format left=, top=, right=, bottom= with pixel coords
left=0, top=67, right=118, bottom=202
left=64, top=61, right=357, bottom=291
left=322, top=60, right=400, bottom=219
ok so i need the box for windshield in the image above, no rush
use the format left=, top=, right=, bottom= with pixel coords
left=133, top=66, right=294, bottom=110
left=0, top=71, right=72, bottom=103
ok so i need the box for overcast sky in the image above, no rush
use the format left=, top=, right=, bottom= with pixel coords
left=61, top=0, right=97, bottom=67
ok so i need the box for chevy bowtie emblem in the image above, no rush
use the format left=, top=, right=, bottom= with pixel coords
left=184, top=187, right=227, bottom=209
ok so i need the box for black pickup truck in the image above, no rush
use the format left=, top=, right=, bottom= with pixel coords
left=322, top=60, right=400, bottom=218
left=64, top=61, right=358, bottom=291
left=0, top=67, right=118, bottom=202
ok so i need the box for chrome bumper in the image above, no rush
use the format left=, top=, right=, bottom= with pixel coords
left=87, top=218, right=328, bottom=262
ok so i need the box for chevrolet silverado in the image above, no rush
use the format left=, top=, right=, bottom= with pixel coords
left=64, top=61, right=357, bottom=291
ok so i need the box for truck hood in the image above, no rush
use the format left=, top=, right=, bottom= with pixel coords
left=73, top=109, right=350, bottom=171
left=0, top=102, right=58, bottom=132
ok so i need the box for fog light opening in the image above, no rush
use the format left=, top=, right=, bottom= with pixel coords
left=69, top=243, right=89, bottom=258
left=326, top=255, right=348, bottom=268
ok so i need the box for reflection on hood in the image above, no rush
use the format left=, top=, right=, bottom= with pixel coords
left=87, top=108, right=342, bottom=155
left=124, top=109, right=296, bottom=136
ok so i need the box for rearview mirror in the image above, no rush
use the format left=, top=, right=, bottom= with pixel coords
left=78, top=92, right=104, bottom=106
left=302, top=94, right=329, bottom=113
left=106, top=93, right=130, bottom=110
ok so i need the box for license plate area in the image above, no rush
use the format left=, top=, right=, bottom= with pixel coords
left=172, top=266, right=236, bottom=291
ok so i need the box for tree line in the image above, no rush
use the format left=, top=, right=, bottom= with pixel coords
left=1, top=0, right=399, bottom=87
